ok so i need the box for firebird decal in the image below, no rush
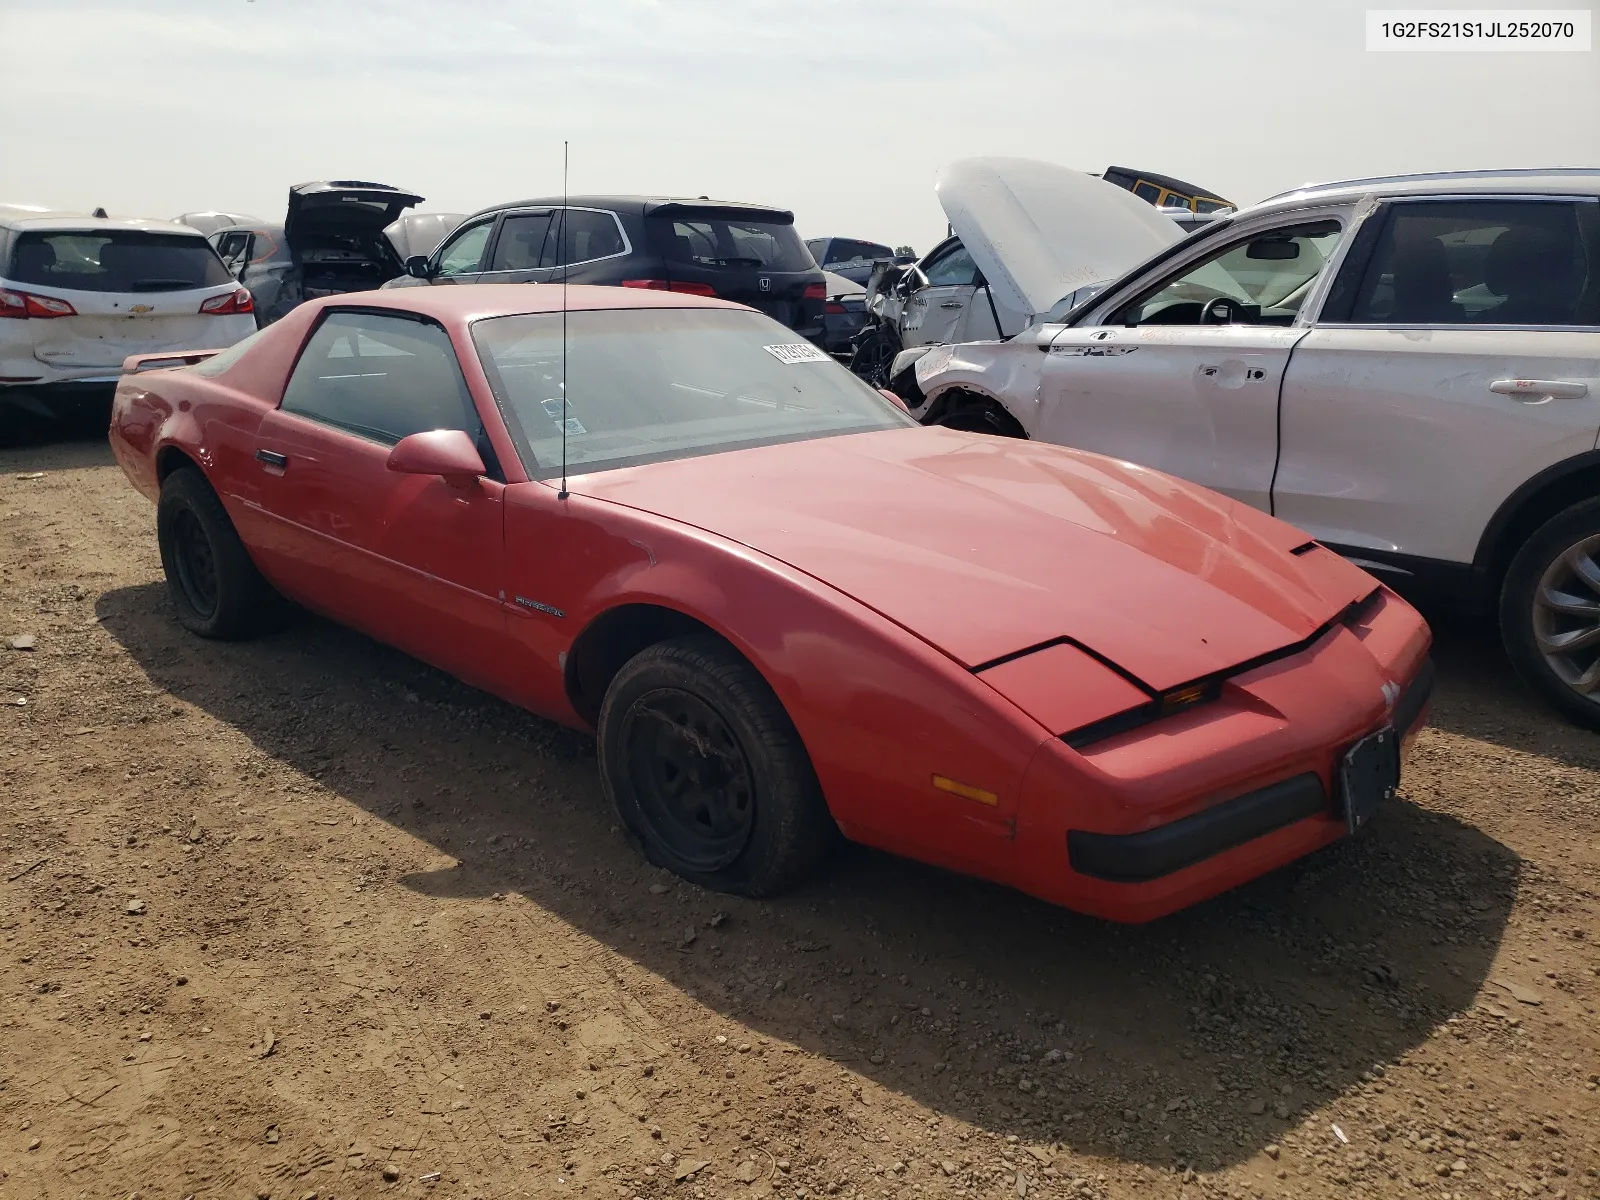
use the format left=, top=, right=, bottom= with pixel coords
left=1049, top=345, right=1139, bottom=357
left=514, top=596, right=566, bottom=618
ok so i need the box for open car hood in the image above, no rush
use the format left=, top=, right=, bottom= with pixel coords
left=936, top=157, right=1184, bottom=321
left=285, top=181, right=424, bottom=247
left=578, top=427, right=1378, bottom=692
left=384, top=212, right=466, bottom=261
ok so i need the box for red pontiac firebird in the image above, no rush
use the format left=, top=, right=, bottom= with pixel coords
left=108, top=284, right=1432, bottom=922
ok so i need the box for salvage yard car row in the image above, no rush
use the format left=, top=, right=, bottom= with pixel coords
left=10, top=155, right=1600, bottom=924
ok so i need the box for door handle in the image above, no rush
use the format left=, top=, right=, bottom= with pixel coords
left=255, top=448, right=288, bottom=469
left=939, top=301, right=964, bottom=309
left=1490, top=379, right=1589, bottom=402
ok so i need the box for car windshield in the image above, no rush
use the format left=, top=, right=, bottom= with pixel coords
left=647, top=213, right=815, bottom=272
left=6, top=230, right=234, bottom=293
left=472, top=307, right=912, bottom=478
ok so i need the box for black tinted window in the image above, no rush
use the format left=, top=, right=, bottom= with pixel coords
left=8, top=231, right=233, bottom=293
left=489, top=213, right=553, bottom=271
left=1348, top=200, right=1596, bottom=326
left=823, top=239, right=891, bottom=264
left=548, top=209, right=626, bottom=265
left=647, top=213, right=813, bottom=272
left=282, top=311, right=476, bottom=445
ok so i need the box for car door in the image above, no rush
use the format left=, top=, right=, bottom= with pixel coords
left=477, top=209, right=557, bottom=284
left=899, top=239, right=982, bottom=347
left=245, top=308, right=512, bottom=691
left=1036, top=213, right=1349, bottom=510
left=1275, top=195, right=1600, bottom=569
left=211, top=230, right=251, bottom=277
left=422, top=216, right=496, bottom=286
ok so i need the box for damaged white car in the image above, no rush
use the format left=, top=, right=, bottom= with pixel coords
left=850, top=159, right=1222, bottom=382
left=904, top=164, right=1600, bottom=729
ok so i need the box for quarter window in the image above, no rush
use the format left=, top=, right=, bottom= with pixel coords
left=545, top=209, right=627, bottom=266
left=281, top=311, right=477, bottom=445
left=1343, top=200, right=1596, bottom=327
left=434, top=221, right=493, bottom=276
left=1115, top=220, right=1344, bottom=326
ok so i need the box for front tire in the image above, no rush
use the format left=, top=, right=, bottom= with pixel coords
left=935, top=395, right=1026, bottom=438
left=849, top=328, right=899, bottom=388
left=156, top=467, right=287, bottom=640
left=1500, top=497, right=1600, bottom=729
left=597, top=635, right=834, bottom=896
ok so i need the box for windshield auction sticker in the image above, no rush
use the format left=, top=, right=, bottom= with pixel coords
left=763, top=343, right=832, bottom=364
left=1366, top=9, right=1590, bottom=49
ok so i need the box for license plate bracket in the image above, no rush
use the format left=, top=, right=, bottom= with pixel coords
left=1341, top=725, right=1400, bottom=834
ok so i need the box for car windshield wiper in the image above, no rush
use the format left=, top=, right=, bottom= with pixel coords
left=694, top=256, right=765, bottom=268
left=129, top=279, right=196, bottom=292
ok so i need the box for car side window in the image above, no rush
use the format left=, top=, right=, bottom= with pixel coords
left=434, top=220, right=494, bottom=277
left=1341, top=200, right=1595, bottom=327
left=922, top=243, right=979, bottom=287
left=214, top=231, right=250, bottom=272
left=488, top=212, right=553, bottom=272
left=826, top=239, right=891, bottom=264
left=1113, top=219, right=1344, bottom=327
left=281, top=311, right=479, bottom=446
left=543, top=209, right=627, bottom=267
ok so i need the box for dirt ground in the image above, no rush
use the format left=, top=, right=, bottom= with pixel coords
left=1, top=431, right=1598, bottom=1200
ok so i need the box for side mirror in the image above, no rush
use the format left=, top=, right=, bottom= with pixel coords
left=386, top=429, right=484, bottom=487
left=405, top=254, right=433, bottom=279
left=877, top=387, right=910, bottom=413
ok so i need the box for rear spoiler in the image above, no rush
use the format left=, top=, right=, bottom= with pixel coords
left=121, top=349, right=225, bottom=375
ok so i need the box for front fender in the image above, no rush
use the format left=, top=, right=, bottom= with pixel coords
left=503, top=486, right=1053, bottom=884
left=913, top=339, right=1047, bottom=434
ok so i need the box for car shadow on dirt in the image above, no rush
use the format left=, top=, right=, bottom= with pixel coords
left=98, top=581, right=1519, bottom=1173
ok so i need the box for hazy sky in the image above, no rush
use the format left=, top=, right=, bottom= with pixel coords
left=3, top=0, right=1597, bottom=252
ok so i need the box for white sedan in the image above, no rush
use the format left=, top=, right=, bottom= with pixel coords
left=904, top=165, right=1600, bottom=728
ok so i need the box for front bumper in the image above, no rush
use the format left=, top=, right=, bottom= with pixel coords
left=1066, top=656, right=1433, bottom=885
left=1012, top=590, right=1433, bottom=922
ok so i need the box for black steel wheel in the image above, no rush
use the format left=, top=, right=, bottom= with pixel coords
left=156, top=467, right=290, bottom=640
left=169, top=506, right=220, bottom=620
left=598, top=634, right=835, bottom=896
left=619, top=687, right=756, bottom=872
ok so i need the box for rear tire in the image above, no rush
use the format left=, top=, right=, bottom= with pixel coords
left=156, top=467, right=289, bottom=640
left=598, top=635, right=834, bottom=896
left=1500, top=497, right=1600, bottom=730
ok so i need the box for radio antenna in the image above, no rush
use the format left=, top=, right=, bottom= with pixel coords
left=557, top=139, right=570, bottom=500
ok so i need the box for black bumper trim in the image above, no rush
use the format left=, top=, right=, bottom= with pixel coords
left=1393, top=656, right=1435, bottom=737
left=1068, top=773, right=1327, bottom=884
left=1066, top=656, right=1434, bottom=885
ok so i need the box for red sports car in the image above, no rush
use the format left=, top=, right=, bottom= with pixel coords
left=108, top=284, right=1432, bottom=922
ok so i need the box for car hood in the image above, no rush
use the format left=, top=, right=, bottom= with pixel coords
left=384, top=212, right=466, bottom=261
left=285, top=181, right=424, bottom=246
left=936, top=157, right=1184, bottom=321
left=576, top=427, right=1378, bottom=690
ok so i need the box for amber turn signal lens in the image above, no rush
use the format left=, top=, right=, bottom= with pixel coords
left=932, top=774, right=999, bottom=806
